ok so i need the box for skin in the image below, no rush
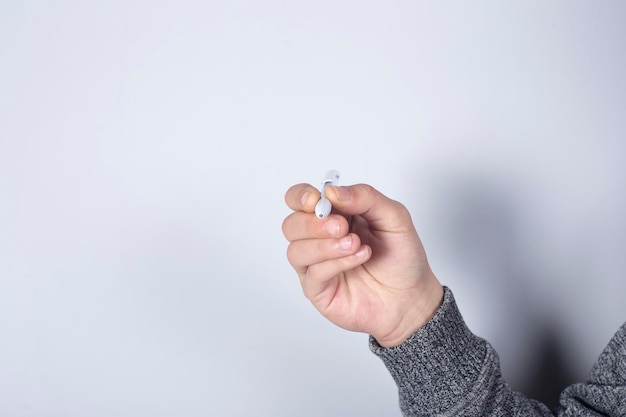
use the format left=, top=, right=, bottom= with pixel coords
left=282, top=183, right=444, bottom=348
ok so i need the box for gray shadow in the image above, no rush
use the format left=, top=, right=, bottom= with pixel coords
left=425, top=173, right=580, bottom=410
left=518, top=319, right=579, bottom=410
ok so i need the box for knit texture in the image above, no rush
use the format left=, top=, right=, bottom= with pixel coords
left=370, top=288, right=626, bottom=416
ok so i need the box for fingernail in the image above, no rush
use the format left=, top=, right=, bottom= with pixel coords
left=355, top=245, right=369, bottom=258
left=300, top=191, right=310, bottom=207
left=339, top=235, right=352, bottom=250
left=325, top=219, right=340, bottom=236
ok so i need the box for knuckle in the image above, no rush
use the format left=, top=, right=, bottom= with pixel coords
left=390, top=199, right=409, bottom=216
left=285, top=242, right=302, bottom=268
left=285, top=243, right=295, bottom=263
left=281, top=215, right=292, bottom=239
left=361, top=183, right=376, bottom=194
left=357, top=183, right=376, bottom=200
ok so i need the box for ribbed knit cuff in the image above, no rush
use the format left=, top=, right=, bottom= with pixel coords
left=370, top=287, right=491, bottom=415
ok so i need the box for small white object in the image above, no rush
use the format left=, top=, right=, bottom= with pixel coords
left=315, top=170, right=340, bottom=219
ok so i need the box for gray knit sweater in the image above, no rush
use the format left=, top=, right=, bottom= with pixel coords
left=370, top=288, right=626, bottom=416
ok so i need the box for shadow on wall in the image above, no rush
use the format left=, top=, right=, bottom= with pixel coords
left=427, top=173, right=579, bottom=411
left=520, top=319, right=580, bottom=410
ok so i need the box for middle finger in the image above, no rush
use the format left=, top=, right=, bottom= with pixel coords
left=282, top=211, right=349, bottom=242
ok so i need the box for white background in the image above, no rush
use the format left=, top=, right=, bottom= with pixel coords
left=1, top=1, right=625, bottom=415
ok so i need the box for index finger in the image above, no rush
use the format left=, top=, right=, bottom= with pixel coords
left=284, top=183, right=321, bottom=212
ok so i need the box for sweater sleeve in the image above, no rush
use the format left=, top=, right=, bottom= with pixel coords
left=369, top=287, right=626, bottom=417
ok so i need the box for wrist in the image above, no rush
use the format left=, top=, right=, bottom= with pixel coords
left=374, top=274, right=444, bottom=348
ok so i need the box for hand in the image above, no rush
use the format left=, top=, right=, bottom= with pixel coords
left=282, top=183, right=444, bottom=347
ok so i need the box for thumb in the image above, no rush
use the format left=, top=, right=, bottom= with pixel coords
left=325, top=184, right=415, bottom=233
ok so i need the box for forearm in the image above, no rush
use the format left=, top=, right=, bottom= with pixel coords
left=369, top=288, right=554, bottom=417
